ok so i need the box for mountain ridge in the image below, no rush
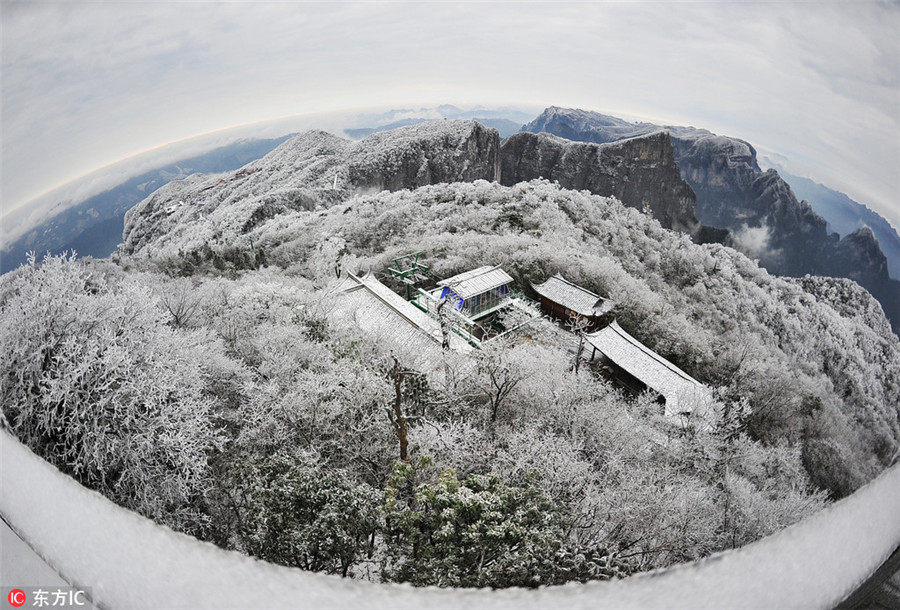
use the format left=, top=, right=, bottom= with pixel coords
left=521, top=107, right=900, bottom=334
left=123, top=120, right=709, bottom=258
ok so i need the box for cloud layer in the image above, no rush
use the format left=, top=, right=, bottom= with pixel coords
left=2, top=1, right=898, bottom=234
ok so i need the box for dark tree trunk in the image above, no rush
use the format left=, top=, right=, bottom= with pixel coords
left=387, top=357, right=410, bottom=462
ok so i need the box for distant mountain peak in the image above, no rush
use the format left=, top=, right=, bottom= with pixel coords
left=778, top=171, right=900, bottom=281
left=839, top=226, right=887, bottom=272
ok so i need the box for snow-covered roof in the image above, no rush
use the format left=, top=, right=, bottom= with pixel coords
left=332, top=273, right=471, bottom=374
left=530, top=274, right=612, bottom=317
left=586, top=321, right=706, bottom=416
left=437, top=266, right=513, bottom=300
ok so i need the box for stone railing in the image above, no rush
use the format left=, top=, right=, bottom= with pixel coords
left=2, top=428, right=899, bottom=609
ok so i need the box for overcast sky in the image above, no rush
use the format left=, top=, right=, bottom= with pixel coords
left=2, top=1, right=898, bottom=239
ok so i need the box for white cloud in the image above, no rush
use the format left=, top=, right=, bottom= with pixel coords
left=733, top=223, right=773, bottom=260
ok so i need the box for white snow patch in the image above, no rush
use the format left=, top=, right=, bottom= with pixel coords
left=2, top=428, right=899, bottom=609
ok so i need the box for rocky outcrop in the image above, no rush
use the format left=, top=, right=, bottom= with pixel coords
left=835, top=227, right=891, bottom=281
left=522, top=106, right=900, bottom=334
left=347, top=121, right=500, bottom=191
left=781, top=172, right=900, bottom=280
left=831, top=228, right=900, bottom=333
left=668, top=136, right=833, bottom=276
left=500, top=131, right=699, bottom=234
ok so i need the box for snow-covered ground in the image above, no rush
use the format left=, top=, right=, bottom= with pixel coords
left=2, top=428, right=899, bottom=609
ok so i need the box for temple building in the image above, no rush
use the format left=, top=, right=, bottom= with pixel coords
left=585, top=321, right=708, bottom=417
left=436, top=266, right=514, bottom=320
left=332, top=272, right=472, bottom=377
left=530, top=274, right=614, bottom=331
left=413, top=265, right=537, bottom=345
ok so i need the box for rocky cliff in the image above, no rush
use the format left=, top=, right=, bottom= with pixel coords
left=781, top=171, right=900, bottom=280
left=667, top=135, right=834, bottom=276
left=831, top=228, right=900, bottom=332
left=346, top=121, right=500, bottom=191
left=500, top=131, right=699, bottom=234
left=522, top=107, right=900, bottom=333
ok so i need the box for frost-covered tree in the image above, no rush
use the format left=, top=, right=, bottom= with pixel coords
left=0, top=254, right=223, bottom=533
left=157, top=276, right=202, bottom=328
left=470, top=340, right=527, bottom=424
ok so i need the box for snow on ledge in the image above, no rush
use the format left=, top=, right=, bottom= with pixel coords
left=2, top=428, right=899, bottom=609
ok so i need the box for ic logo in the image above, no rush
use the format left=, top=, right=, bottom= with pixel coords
left=7, top=589, right=26, bottom=607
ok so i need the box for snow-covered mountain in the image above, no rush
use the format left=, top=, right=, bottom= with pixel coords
left=115, top=144, right=900, bottom=501
left=5, top=115, right=900, bottom=593
left=122, top=121, right=501, bottom=257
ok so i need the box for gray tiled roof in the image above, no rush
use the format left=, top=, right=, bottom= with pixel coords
left=530, top=274, right=611, bottom=317
left=586, top=321, right=706, bottom=416
left=438, top=266, right=513, bottom=300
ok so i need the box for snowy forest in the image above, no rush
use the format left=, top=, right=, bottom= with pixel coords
left=3, top=177, right=899, bottom=588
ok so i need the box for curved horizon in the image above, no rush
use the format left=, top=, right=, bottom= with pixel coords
left=4, top=101, right=899, bottom=251
left=2, top=2, right=897, bottom=238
